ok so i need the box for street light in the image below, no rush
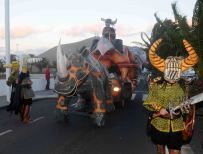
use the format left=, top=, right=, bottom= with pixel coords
left=5, top=0, right=11, bottom=102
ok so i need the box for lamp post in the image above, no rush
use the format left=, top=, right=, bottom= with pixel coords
left=5, top=0, right=11, bottom=102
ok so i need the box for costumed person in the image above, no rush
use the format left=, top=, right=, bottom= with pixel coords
left=44, top=65, right=51, bottom=90
left=4, top=61, right=20, bottom=112
left=19, top=65, right=35, bottom=123
left=4, top=55, right=39, bottom=122
left=143, top=39, right=198, bottom=154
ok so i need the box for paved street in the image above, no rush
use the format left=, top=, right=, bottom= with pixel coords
left=0, top=83, right=202, bottom=154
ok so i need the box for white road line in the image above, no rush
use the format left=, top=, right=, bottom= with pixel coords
left=166, top=145, right=194, bottom=154
left=131, top=94, right=136, bottom=100
left=30, top=116, right=45, bottom=123
left=142, top=94, right=148, bottom=101
left=0, top=129, right=13, bottom=136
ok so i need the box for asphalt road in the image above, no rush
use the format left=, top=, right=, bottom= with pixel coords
left=0, top=83, right=156, bottom=154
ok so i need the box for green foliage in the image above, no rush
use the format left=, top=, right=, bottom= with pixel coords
left=192, top=0, right=203, bottom=78
left=141, top=0, right=203, bottom=78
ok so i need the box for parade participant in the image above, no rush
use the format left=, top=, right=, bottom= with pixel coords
left=19, top=66, right=35, bottom=123
left=143, top=39, right=198, bottom=154
left=44, top=65, right=51, bottom=90
left=4, top=61, right=20, bottom=112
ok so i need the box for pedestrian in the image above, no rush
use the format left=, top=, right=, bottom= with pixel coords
left=4, top=61, right=20, bottom=112
left=19, top=66, right=35, bottom=123
left=143, top=39, right=198, bottom=154
left=44, top=65, right=51, bottom=90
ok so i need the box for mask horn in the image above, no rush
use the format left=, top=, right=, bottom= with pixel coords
left=181, top=40, right=199, bottom=72
left=149, top=38, right=165, bottom=72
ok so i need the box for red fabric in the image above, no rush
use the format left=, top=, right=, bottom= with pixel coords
left=44, top=68, right=50, bottom=79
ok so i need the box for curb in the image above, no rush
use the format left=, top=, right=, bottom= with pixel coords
left=0, top=95, right=58, bottom=109
left=33, top=95, right=58, bottom=101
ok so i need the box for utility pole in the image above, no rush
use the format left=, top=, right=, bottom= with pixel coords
left=5, top=0, right=11, bottom=102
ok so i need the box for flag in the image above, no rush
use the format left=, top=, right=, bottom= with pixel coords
left=96, top=37, right=114, bottom=55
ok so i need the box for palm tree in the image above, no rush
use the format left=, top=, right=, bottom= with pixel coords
left=141, top=1, right=203, bottom=78
left=192, top=0, right=203, bottom=78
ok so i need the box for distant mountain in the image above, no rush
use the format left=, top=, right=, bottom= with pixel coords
left=39, top=37, right=99, bottom=65
left=39, top=36, right=147, bottom=69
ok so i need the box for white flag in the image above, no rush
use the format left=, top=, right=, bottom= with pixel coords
left=96, top=37, right=114, bottom=55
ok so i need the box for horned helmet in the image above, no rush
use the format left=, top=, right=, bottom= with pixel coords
left=149, top=39, right=198, bottom=83
left=3, top=61, right=20, bottom=72
left=4, top=55, right=42, bottom=73
left=101, top=18, right=117, bottom=42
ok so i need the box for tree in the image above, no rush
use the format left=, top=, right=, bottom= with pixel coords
left=192, top=0, right=203, bottom=78
left=141, top=1, right=203, bottom=78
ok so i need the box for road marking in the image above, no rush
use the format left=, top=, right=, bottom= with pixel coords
left=30, top=116, right=45, bottom=123
left=166, top=145, right=194, bottom=154
left=0, top=129, right=13, bottom=136
left=131, top=94, right=136, bottom=100
left=142, top=94, right=148, bottom=101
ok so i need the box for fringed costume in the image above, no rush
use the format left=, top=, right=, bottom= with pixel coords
left=143, top=39, right=198, bottom=154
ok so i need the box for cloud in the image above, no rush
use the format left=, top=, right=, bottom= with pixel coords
left=0, top=25, right=50, bottom=39
left=11, top=25, right=37, bottom=38
left=62, top=23, right=103, bottom=37
left=62, top=23, right=155, bottom=39
left=116, top=23, right=154, bottom=38
left=0, top=26, right=3, bottom=39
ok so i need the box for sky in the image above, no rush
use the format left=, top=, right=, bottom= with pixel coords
left=0, top=0, right=196, bottom=56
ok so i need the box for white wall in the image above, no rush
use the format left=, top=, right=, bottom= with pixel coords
left=0, top=75, right=55, bottom=96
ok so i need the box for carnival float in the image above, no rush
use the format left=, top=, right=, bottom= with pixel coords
left=54, top=18, right=142, bottom=127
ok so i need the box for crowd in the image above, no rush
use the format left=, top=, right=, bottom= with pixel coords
left=4, top=60, right=51, bottom=124
left=4, top=61, right=35, bottom=123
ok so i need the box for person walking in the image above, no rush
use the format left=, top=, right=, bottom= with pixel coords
left=19, top=67, right=35, bottom=123
left=4, top=61, right=20, bottom=112
left=44, top=66, right=51, bottom=90
left=143, top=39, right=198, bottom=154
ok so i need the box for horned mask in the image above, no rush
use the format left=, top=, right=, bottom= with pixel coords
left=149, top=39, right=198, bottom=83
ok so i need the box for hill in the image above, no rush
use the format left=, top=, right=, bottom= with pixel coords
left=39, top=37, right=99, bottom=65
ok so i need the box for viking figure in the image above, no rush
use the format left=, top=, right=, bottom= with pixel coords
left=143, top=39, right=198, bottom=154
left=90, top=19, right=141, bottom=104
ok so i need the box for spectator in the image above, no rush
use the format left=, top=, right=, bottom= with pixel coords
left=19, top=67, right=35, bottom=123
left=4, top=61, right=20, bottom=112
left=44, top=66, right=51, bottom=90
